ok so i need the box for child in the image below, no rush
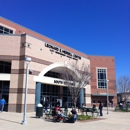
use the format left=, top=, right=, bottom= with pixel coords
left=60, top=110, right=66, bottom=117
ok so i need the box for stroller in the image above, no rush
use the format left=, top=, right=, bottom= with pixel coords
left=52, top=107, right=68, bottom=123
left=53, top=113, right=69, bottom=123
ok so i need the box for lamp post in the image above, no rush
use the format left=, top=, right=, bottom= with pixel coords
left=22, top=57, right=31, bottom=125
left=106, top=79, right=109, bottom=114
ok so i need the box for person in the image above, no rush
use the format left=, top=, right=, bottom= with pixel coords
left=92, top=103, right=96, bottom=112
left=68, top=107, right=77, bottom=123
left=111, top=101, right=113, bottom=108
left=60, top=110, right=66, bottom=118
left=44, top=99, right=49, bottom=112
left=56, top=100, right=60, bottom=107
left=77, top=102, right=81, bottom=113
left=0, top=97, right=6, bottom=112
left=81, top=103, right=87, bottom=115
left=82, top=103, right=86, bottom=108
left=64, top=101, right=68, bottom=110
left=99, top=102, right=103, bottom=116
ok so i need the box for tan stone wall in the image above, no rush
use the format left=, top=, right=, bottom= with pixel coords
left=0, top=17, right=89, bottom=59
left=0, top=35, right=21, bottom=56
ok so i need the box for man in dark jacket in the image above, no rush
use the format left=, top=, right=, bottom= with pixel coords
left=99, top=102, right=103, bottom=116
left=64, top=101, right=68, bottom=110
left=44, top=99, right=49, bottom=112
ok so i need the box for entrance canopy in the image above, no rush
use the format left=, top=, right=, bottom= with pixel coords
left=38, top=62, right=79, bottom=77
left=34, top=62, right=79, bottom=85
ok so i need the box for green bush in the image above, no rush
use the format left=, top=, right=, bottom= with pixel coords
left=115, top=106, right=130, bottom=112
left=78, top=114, right=93, bottom=120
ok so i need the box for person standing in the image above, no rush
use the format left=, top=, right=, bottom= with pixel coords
left=64, top=101, right=68, bottom=110
left=99, top=102, right=103, bottom=116
left=56, top=100, right=60, bottom=107
left=0, top=97, right=6, bottom=112
left=44, top=99, right=49, bottom=112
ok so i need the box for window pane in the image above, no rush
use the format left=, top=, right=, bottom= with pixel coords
left=104, top=73, right=106, bottom=79
left=101, top=82, right=104, bottom=86
left=5, top=62, right=11, bottom=66
left=4, top=28, right=9, bottom=32
left=4, top=65, right=11, bottom=73
left=4, top=31, right=9, bottom=34
left=100, top=73, right=103, bottom=79
left=0, top=26, right=3, bottom=30
left=0, top=61, right=4, bottom=65
left=10, top=30, right=13, bottom=34
left=0, top=30, right=3, bottom=33
left=0, top=64, right=4, bottom=73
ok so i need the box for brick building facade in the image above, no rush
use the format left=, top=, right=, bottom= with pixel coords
left=0, top=17, right=117, bottom=112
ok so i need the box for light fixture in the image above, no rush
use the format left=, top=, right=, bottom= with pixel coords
left=22, top=57, right=31, bottom=125
left=106, top=79, right=109, bottom=114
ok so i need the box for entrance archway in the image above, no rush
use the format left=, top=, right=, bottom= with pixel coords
left=34, top=62, right=84, bottom=110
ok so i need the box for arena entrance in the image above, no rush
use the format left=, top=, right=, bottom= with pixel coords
left=40, top=83, right=73, bottom=108
left=34, top=62, right=80, bottom=109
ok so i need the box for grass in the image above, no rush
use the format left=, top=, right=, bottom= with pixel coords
left=115, top=109, right=130, bottom=112
left=77, top=114, right=94, bottom=120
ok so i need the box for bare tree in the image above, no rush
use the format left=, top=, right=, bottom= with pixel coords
left=116, top=76, right=130, bottom=104
left=61, top=62, right=92, bottom=108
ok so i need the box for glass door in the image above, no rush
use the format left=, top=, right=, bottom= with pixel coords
left=67, top=97, right=73, bottom=107
left=51, top=96, right=59, bottom=107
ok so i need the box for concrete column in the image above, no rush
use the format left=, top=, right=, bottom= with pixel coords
left=79, top=88, right=85, bottom=107
left=35, top=82, right=41, bottom=111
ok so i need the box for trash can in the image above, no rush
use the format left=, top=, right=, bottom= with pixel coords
left=36, top=103, right=43, bottom=118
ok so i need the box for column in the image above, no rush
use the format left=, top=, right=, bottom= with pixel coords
left=79, top=88, right=85, bottom=107
left=35, top=82, right=41, bottom=111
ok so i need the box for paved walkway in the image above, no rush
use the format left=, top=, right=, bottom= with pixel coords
left=0, top=108, right=130, bottom=130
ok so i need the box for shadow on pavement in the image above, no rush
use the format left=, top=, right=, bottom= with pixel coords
left=0, top=118, right=21, bottom=124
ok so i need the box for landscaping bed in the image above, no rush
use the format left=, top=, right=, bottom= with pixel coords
left=77, top=115, right=106, bottom=123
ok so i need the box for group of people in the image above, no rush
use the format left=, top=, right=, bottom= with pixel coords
left=80, top=102, right=103, bottom=116
left=42, top=99, right=77, bottom=123
left=0, top=97, right=6, bottom=112
left=55, top=106, right=77, bottom=123
left=42, top=98, right=104, bottom=123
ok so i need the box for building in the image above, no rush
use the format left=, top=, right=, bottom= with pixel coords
left=117, top=93, right=130, bottom=104
left=0, top=17, right=117, bottom=112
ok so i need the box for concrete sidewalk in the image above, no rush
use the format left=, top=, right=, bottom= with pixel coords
left=0, top=108, right=130, bottom=130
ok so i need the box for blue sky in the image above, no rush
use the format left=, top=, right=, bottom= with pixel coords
left=0, top=0, right=129, bottom=79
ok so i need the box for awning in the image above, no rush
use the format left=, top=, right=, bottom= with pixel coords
left=92, top=94, right=117, bottom=97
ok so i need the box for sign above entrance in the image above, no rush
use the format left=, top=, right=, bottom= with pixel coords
left=45, top=43, right=81, bottom=60
left=54, top=80, right=74, bottom=86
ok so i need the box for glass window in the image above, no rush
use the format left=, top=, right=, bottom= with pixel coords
left=0, top=61, right=11, bottom=73
left=0, top=30, right=3, bottom=33
left=97, top=68, right=107, bottom=89
left=4, top=65, right=11, bottom=73
left=0, top=25, right=3, bottom=30
left=4, top=28, right=9, bottom=32
left=10, top=30, right=13, bottom=34
left=0, top=64, right=4, bottom=73
left=4, top=32, right=8, bottom=34
left=0, top=25, right=13, bottom=34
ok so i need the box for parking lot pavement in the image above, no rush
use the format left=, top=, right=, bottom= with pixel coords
left=0, top=108, right=130, bottom=130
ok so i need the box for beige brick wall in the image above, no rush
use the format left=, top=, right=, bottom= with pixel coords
left=0, top=35, right=21, bottom=56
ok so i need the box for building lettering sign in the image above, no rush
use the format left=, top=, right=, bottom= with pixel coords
left=45, top=43, right=81, bottom=60
left=54, top=80, right=74, bottom=86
